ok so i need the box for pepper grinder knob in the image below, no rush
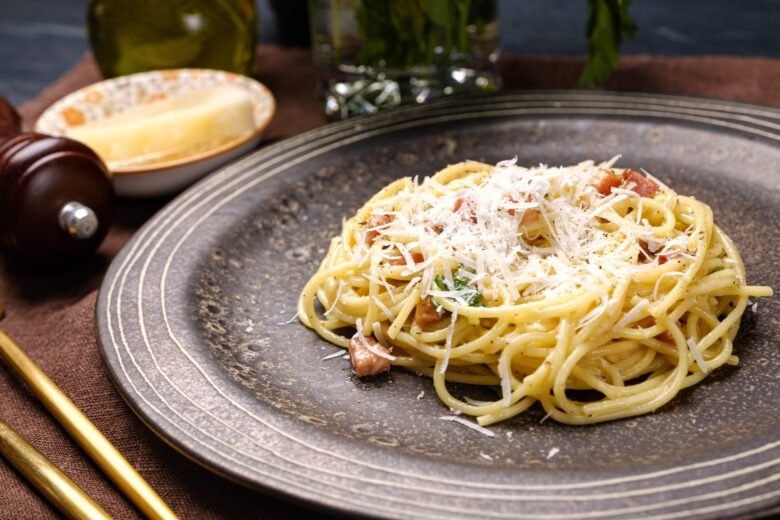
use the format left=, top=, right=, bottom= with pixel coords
left=59, top=202, right=99, bottom=240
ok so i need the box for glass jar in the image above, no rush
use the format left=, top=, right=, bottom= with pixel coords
left=309, top=0, right=500, bottom=119
left=88, top=0, right=258, bottom=78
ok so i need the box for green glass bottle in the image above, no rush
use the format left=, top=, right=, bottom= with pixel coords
left=88, top=0, right=258, bottom=78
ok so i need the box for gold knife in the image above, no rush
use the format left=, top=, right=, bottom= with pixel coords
left=0, top=304, right=178, bottom=520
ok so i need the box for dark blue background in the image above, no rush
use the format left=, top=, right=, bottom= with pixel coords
left=2, top=0, right=779, bottom=106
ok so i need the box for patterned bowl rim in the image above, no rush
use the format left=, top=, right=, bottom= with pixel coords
left=35, top=68, right=276, bottom=176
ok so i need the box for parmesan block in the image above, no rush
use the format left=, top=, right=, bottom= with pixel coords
left=66, top=85, right=255, bottom=168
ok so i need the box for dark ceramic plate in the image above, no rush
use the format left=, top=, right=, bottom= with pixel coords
left=97, top=91, right=780, bottom=519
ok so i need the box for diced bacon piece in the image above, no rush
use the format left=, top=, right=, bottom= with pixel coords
left=414, top=297, right=446, bottom=325
left=638, top=316, right=655, bottom=328
left=641, top=317, right=676, bottom=344
left=349, top=334, right=391, bottom=377
left=453, top=197, right=477, bottom=223
left=595, top=169, right=622, bottom=196
left=505, top=193, right=541, bottom=224
left=658, top=252, right=682, bottom=265
left=520, top=208, right=541, bottom=224
left=637, top=240, right=654, bottom=262
left=638, top=241, right=685, bottom=265
left=622, top=169, right=658, bottom=198
left=365, top=214, right=393, bottom=245
left=391, top=252, right=424, bottom=266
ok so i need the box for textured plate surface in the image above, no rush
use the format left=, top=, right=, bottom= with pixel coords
left=97, top=91, right=780, bottom=519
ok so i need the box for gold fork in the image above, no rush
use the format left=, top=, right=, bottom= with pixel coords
left=0, top=303, right=178, bottom=520
left=0, top=416, right=111, bottom=520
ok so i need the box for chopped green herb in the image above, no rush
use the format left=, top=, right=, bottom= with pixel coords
left=434, top=274, right=448, bottom=291
left=434, top=265, right=484, bottom=307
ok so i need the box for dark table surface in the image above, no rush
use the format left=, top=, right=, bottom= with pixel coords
left=2, top=0, right=780, bottom=107
left=2, top=2, right=780, bottom=519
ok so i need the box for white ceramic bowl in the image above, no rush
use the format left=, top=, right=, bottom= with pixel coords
left=36, top=69, right=276, bottom=197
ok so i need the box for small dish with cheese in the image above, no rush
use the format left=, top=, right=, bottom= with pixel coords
left=35, top=69, right=275, bottom=197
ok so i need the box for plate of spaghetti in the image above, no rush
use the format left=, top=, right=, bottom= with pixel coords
left=98, top=91, right=780, bottom=519
left=299, top=158, right=772, bottom=427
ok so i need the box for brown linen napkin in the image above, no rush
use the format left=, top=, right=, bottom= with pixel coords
left=2, top=45, right=780, bottom=519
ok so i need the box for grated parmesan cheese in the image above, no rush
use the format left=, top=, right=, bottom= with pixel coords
left=641, top=168, right=670, bottom=191
left=686, top=337, right=709, bottom=374
left=322, top=350, right=347, bottom=361
left=355, top=318, right=396, bottom=361
left=276, top=314, right=300, bottom=326
left=464, top=396, right=495, bottom=406
left=440, top=309, right=458, bottom=373
left=439, top=415, right=496, bottom=437
left=323, top=282, right=344, bottom=316
left=360, top=158, right=683, bottom=307
left=371, top=296, right=396, bottom=321
left=616, top=299, right=650, bottom=328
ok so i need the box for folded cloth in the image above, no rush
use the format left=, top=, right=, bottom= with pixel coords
left=2, top=45, right=779, bottom=519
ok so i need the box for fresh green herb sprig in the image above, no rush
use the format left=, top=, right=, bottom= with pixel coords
left=579, top=0, right=638, bottom=87
left=336, top=0, right=636, bottom=89
left=434, top=265, right=484, bottom=307
left=354, top=0, right=479, bottom=70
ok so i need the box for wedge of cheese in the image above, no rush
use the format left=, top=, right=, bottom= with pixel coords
left=66, top=85, right=255, bottom=168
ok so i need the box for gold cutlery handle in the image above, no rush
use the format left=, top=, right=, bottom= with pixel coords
left=0, top=418, right=111, bottom=520
left=0, top=330, right=178, bottom=520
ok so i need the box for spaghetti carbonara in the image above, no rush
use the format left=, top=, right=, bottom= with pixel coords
left=298, top=158, right=772, bottom=425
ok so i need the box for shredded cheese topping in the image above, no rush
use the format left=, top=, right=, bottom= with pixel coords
left=353, top=157, right=688, bottom=306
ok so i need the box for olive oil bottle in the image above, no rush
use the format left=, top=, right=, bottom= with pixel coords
left=88, top=0, right=257, bottom=78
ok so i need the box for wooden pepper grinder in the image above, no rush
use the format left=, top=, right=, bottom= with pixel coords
left=0, top=97, right=113, bottom=264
